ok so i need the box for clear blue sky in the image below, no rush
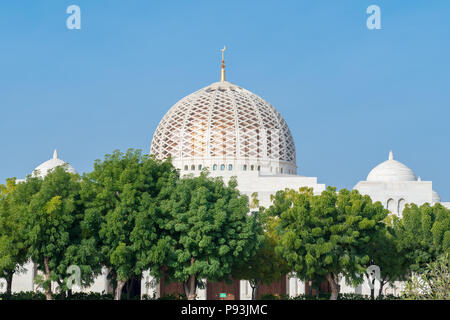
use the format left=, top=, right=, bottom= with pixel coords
left=1, top=1, right=449, bottom=199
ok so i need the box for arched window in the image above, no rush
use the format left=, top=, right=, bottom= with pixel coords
left=220, top=164, right=225, bottom=171
left=198, top=164, right=202, bottom=170
left=280, top=168, right=283, bottom=174
left=213, top=164, right=218, bottom=171
left=387, top=199, right=396, bottom=214
left=250, top=165, right=254, bottom=171
left=191, top=165, right=195, bottom=171
left=184, top=165, right=188, bottom=171
left=228, top=164, right=233, bottom=171
left=243, top=165, right=247, bottom=171
left=257, top=166, right=261, bottom=171
left=398, top=199, right=406, bottom=217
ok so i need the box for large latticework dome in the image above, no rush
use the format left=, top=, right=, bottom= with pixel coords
left=150, top=53, right=297, bottom=176
left=151, top=81, right=295, bottom=161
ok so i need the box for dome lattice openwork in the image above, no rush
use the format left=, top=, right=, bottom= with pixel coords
left=150, top=81, right=296, bottom=167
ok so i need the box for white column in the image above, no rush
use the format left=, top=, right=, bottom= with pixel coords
left=0, top=278, right=6, bottom=293
left=140, top=270, right=159, bottom=299
left=240, top=280, right=252, bottom=300
left=288, top=277, right=305, bottom=297
left=11, top=260, right=35, bottom=293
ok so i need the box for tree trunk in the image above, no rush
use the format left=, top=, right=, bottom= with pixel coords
left=370, top=277, right=376, bottom=300
left=43, top=257, right=52, bottom=300
left=126, top=279, right=132, bottom=300
left=107, top=269, right=117, bottom=295
left=184, top=275, right=197, bottom=300
left=6, top=272, right=13, bottom=295
left=56, top=279, right=64, bottom=298
left=378, top=279, right=386, bottom=299
left=250, top=280, right=259, bottom=300
left=378, top=285, right=383, bottom=299
left=184, top=257, right=197, bottom=300
left=115, top=279, right=126, bottom=300
left=326, top=273, right=340, bottom=300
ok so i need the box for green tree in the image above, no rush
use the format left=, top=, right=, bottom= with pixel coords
left=23, top=166, right=92, bottom=300
left=232, top=231, right=289, bottom=299
left=0, top=178, right=36, bottom=294
left=157, top=173, right=261, bottom=300
left=80, top=149, right=178, bottom=300
left=364, top=215, right=409, bottom=299
left=232, top=201, right=290, bottom=300
left=273, top=187, right=387, bottom=300
left=397, top=203, right=450, bottom=273
left=403, top=253, right=449, bottom=300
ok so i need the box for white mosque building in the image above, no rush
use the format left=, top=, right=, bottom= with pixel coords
left=149, top=48, right=325, bottom=208
left=355, top=150, right=450, bottom=217
left=1, top=51, right=449, bottom=298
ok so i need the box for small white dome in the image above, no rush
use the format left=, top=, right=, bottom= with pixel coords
left=432, top=190, right=441, bottom=203
left=366, top=151, right=416, bottom=182
left=33, top=149, right=76, bottom=178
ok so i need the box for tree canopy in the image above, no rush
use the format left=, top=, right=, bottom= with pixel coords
left=2, top=147, right=448, bottom=301
left=21, top=166, right=95, bottom=299
left=232, top=204, right=290, bottom=300
left=364, top=214, right=409, bottom=298
left=80, top=149, right=178, bottom=299
left=404, top=253, right=450, bottom=300
left=157, top=172, right=262, bottom=300
left=397, top=203, right=450, bottom=273
left=0, top=178, right=34, bottom=294
left=272, top=187, right=387, bottom=299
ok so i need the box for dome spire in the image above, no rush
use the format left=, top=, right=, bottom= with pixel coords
left=53, top=149, right=58, bottom=159
left=220, top=46, right=226, bottom=82
left=389, top=150, right=394, bottom=160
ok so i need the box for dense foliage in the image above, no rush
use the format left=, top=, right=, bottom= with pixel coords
left=22, top=166, right=101, bottom=300
left=397, top=203, right=450, bottom=273
left=1, top=149, right=449, bottom=300
left=364, top=215, right=410, bottom=298
left=403, top=253, right=449, bottom=300
left=79, top=149, right=178, bottom=300
left=156, top=173, right=262, bottom=300
left=271, top=187, right=388, bottom=299
left=0, top=178, right=31, bottom=294
left=232, top=203, right=290, bottom=300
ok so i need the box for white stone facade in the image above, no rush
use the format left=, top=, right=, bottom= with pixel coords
left=354, top=151, right=446, bottom=217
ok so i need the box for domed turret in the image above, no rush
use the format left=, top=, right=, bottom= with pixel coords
left=33, top=149, right=76, bottom=178
left=150, top=49, right=296, bottom=175
left=432, top=190, right=441, bottom=203
left=366, top=151, right=416, bottom=182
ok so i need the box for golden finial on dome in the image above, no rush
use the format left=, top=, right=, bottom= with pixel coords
left=221, top=46, right=226, bottom=82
